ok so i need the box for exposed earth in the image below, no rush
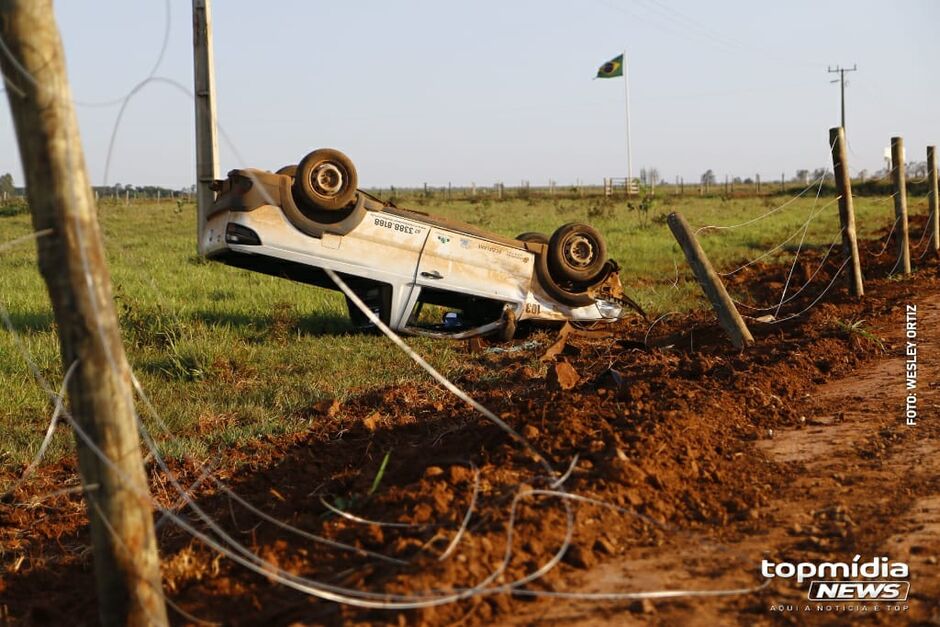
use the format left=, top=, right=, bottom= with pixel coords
left=1, top=223, right=938, bottom=626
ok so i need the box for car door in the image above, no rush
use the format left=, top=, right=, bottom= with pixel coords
left=415, top=228, right=533, bottom=304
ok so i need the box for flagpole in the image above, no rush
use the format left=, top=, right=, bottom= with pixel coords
left=623, top=49, right=633, bottom=193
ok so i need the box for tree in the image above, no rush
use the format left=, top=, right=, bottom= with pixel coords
left=701, top=169, right=716, bottom=185
left=0, top=1, right=168, bottom=625
left=812, top=167, right=834, bottom=183
left=0, top=172, right=14, bottom=196
left=908, top=161, right=927, bottom=179
left=794, top=169, right=810, bottom=184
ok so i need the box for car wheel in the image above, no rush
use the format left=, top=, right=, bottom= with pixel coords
left=547, top=223, right=607, bottom=284
left=293, top=148, right=358, bottom=211
left=516, top=231, right=549, bottom=244
left=276, top=165, right=297, bottom=177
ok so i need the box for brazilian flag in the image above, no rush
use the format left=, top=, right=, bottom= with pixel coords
left=596, top=54, right=623, bottom=79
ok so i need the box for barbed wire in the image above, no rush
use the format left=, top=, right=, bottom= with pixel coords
left=693, top=170, right=830, bottom=237
left=866, top=215, right=902, bottom=257
left=717, top=196, right=840, bottom=277
left=733, top=226, right=844, bottom=313
left=747, top=257, right=850, bottom=325
left=771, top=173, right=830, bottom=317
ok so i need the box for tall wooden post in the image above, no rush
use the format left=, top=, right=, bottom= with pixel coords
left=667, top=212, right=754, bottom=349
left=891, top=137, right=911, bottom=274
left=829, top=127, right=864, bottom=296
left=0, top=2, right=168, bottom=625
left=193, top=0, right=219, bottom=256
left=928, top=146, right=939, bottom=258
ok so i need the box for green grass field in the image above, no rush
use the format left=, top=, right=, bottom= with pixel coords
left=0, top=190, right=928, bottom=467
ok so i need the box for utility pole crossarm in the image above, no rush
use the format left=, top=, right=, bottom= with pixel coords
left=827, top=64, right=857, bottom=132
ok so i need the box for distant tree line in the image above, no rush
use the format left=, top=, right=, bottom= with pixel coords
left=0, top=173, right=196, bottom=199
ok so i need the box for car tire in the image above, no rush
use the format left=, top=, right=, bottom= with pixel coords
left=293, top=148, right=358, bottom=212
left=516, top=231, right=549, bottom=244
left=276, top=165, right=297, bottom=177
left=547, top=223, right=607, bottom=284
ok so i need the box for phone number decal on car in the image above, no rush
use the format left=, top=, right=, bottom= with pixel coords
left=373, top=217, right=424, bottom=236
left=476, top=241, right=531, bottom=263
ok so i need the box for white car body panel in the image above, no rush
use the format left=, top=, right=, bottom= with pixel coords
left=205, top=193, right=620, bottom=334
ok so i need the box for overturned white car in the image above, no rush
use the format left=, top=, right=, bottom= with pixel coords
left=202, top=148, right=641, bottom=339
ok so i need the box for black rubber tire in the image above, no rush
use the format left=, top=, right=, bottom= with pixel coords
left=277, top=175, right=367, bottom=237
left=532, top=247, right=595, bottom=308
left=276, top=165, right=297, bottom=177
left=547, top=223, right=607, bottom=284
left=515, top=231, right=549, bottom=244
left=293, top=148, right=358, bottom=212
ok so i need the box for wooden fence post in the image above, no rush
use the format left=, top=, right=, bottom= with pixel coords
left=829, top=127, right=864, bottom=296
left=928, top=145, right=939, bottom=258
left=667, top=212, right=754, bottom=349
left=0, top=1, right=168, bottom=625
left=891, top=136, right=911, bottom=274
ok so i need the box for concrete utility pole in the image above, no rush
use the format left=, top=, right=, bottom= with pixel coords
left=0, top=1, right=168, bottom=625
left=827, top=64, right=857, bottom=133
left=193, top=0, right=219, bottom=255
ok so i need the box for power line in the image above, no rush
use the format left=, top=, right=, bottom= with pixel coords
left=827, top=64, right=857, bottom=133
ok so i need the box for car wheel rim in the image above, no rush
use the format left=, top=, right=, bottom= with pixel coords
left=563, top=234, right=595, bottom=268
left=311, top=162, right=344, bottom=197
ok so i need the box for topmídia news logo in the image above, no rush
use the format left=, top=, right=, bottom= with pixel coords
left=763, top=555, right=910, bottom=607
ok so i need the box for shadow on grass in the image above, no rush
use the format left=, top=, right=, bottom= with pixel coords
left=0, top=310, right=55, bottom=333
left=191, top=309, right=356, bottom=338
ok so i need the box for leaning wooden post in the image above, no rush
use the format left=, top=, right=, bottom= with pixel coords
left=829, top=127, right=864, bottom=296
left=667, top=212, right=754, bottom=349
left=928, top=145, right=939, bottom=258
left=891, top=136, right=911, bottom=274
left=0, top=2, right=168, bottom=625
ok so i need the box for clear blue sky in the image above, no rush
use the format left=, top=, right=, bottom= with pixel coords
left=2, top=0, right=937, bottom=188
